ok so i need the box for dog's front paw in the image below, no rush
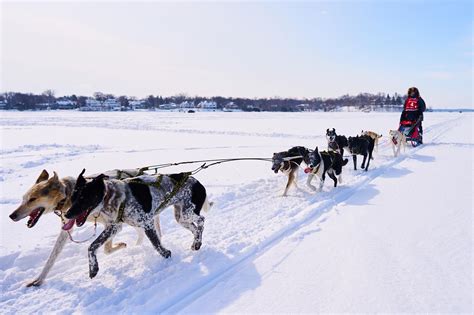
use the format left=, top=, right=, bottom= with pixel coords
left=161, top=249, right=171, bottom=259
left=89, top=264, right=99, bottom=279
left=307, top=185, right=317, bottom=192
left=191, top=241, right=202, bottom=251
left=26, top=278, right=43, bottom=287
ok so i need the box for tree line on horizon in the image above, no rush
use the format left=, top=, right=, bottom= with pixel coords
left=0, top=90, right=405, bottom=112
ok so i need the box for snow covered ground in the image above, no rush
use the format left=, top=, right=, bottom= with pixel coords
left=0, top=111, right=472, bottom=313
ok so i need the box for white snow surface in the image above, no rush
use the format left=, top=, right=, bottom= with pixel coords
left=0, top=111, right=472, bottom=314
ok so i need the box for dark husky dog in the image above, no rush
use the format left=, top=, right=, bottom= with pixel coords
left=271, top=146, right=309, bottom=196
left=326, top=128, right=349, bottom=157
left=348, top=135, right=375, bottom=171
left=64, top=170, right=211, bottom=279
left=306, top=147, right=348, bottom=191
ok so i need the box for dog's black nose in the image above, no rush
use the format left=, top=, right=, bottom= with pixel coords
left=9, top=212, right=17, bottom=221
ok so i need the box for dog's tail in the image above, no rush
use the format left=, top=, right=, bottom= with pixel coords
left=378, top=134, right=383, bottom=138
left=342, top=158, right=349, bottom=166
left=202, top=196, right=214, bottom=213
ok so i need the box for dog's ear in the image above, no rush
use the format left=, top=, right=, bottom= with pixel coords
left=314, top=146, right=319, bottom=152
left=326, top=128, right=329, bottom=133
left=47, top=171, right=59, bottom=183
left=332, top=128, right=335, bottom=132
left=76, top=169, right=87, bottom=185
left=36, top=169, right=49, bottom=184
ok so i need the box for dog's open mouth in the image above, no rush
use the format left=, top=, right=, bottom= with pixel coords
left=62, top=208, right=92, bottom=231
left=304, top=167, right=312, bottom=174
left=27, top=207, right=45, bottom=228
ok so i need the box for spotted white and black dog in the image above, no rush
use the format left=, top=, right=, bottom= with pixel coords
left=305, top=146, right=349, bottom=191
left=64, top=169, right=211, bottom=279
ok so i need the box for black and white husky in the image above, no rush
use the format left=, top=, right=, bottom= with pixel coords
left=64, top=169, right=211, bottom=279
left=326, top=128, right=349, bottom=157
left=305, top=147, right=348, bottom=191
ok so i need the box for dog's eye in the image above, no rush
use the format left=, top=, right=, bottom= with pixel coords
left=28, top=197, right=37, bottom=203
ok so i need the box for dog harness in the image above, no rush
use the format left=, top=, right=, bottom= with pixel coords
left=116, top=169, right=145, bottom=179
left=115, top=172, right=191, bottom=223
left=116, top=202, right=126, bottom=223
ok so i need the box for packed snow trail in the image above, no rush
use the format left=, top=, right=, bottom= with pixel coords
left=156, top=114, right=470, bottom=313
left=0, top=112, right=471, bottom=313
left=178, top=115, right=472, bottom=313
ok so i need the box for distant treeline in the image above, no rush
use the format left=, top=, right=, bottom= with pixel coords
left=0, top=90, right=407, bottom=112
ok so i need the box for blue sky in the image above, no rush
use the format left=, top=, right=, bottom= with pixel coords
left=2, top=1, right=472, bottom=108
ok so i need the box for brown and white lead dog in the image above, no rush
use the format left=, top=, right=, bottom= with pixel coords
left=8, top=169, right=159, bottom=287
left=361, top=130, right=382, bottom=152
left=389, top=130, right=407, bottom=157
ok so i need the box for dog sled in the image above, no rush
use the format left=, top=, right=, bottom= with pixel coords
left=398, top=117, right=422, bottom=147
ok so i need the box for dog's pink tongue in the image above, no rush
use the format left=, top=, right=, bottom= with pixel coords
left=62, top=219, right=75, bottom=231
left=304, top=167, right=312, bottom=174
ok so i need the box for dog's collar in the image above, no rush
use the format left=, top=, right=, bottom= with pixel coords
left=312, top=163, right=321, bottom=174
left=280, top=161, right=290, bottom=172
left=56, top=198, right=67, bottom=211
left=55, top=181, right=71, bottom=212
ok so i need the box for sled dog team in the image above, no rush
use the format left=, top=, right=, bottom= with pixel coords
left=9, top=127, right=407, bottom=287
left=272, top=128, right=383, bottom=196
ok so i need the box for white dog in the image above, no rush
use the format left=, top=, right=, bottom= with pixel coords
left=389, top=130, right=406, bottom=157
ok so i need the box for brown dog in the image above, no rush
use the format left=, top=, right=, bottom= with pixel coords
left=361, top=130, right=382, bottom=152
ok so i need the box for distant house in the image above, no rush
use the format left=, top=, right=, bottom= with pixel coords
left=80, top=98, right=120, bottom=111
left=103, top=98, right=121, bottom=111
left=198, top=101, right=217, bottom=110
left=81, top=99, right=102, bottom=111
left=129, top=100, right=146, bottom=110
left=159, top=103, right=177, bottom=110
left=179, top=101, right=195, bottom=109
left=56, top=100, right=77, bottom=110
left=0, top=101, right=7, bottom=110
left=223, top=101, right=240, bottom=112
